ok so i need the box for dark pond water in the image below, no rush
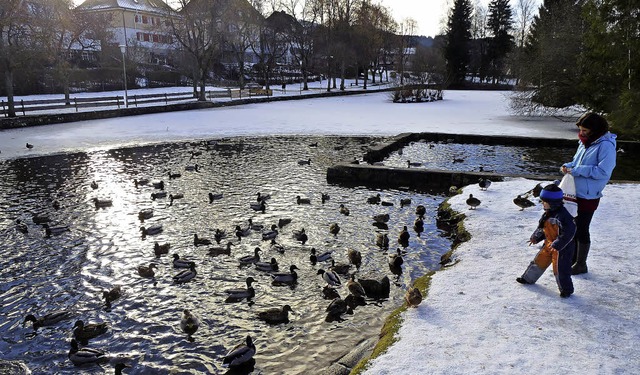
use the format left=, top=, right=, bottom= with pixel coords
left=383, top=139, right=638, bottom=181
left=0, top=136, right=451, bottom=374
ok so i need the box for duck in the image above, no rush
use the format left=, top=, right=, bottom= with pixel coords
left=184, top=164, right=199, bottom=172
left=296, top=195, right=311, bottom=205
left=208, top=192, right=223, bottom=203
left=514, top=194, right=536, bottom=210
left=407, top=160, right=422, bottom=168
left=325, top=297, right=353, bottom=322
left=180, top=309, right=200, bottom=337
left=247, top=218, right=264, bottom=231
left=224, top=277, right=256, bottom=302
left=238, top=247, right=261, bottom=265
left=271, top=265, right=299, bottom=285
left=151, top=191, right=167, bottom=200
left=310, top=248, right=332, bottom=264
left=339, top=204, right=350, bottom=216
left=258, top=305, right=293, bottom=324
left=366, top=193, right=381, bottom=204
left=92, top=198, right=112, bottom=208
left=172, top=254, right=196, bottom=269
left=249, top=200, right=266, bottom=213
left=415, top=205, right=426, bottom=217
left=68, top=338, right=108, bottom=366
left=479, top=178, right=492, bottom=190
left=329, top=223, right=340, bottom=236
left=277, top=218, right=292, bottom=228
left=322, top=285, right=341, bottom=300
left=255, top=257, right=279, bottom=272
left=168, top=171, right=181, bottom=179
left=138, top=208, right=154, bottom=221
left=321, top=193, right=330, bottom=204
left=134, top=178, right=150, bottom=188
left=347, top=248, right=362, bottom=269
left=256, top=192, right=271, bottom=202
left=270, top=238, right=285, bottom=254
left=398, top=226, right=410, bottom=246
left=73, top=320, right=109, bottom=341
left=151, top=180, right=165, bottom=190
left=214, top=228, right=226, bottom=243
left=309, top=142, right=318, bottom=147
left=373, top=213, right=390, bottom=223
left=115, top=363, right=131, bottom=375
left=137, top=263, right=157, bottom=278
left=169, top=193, right=184, bottom=206
left=317, top=268, right=341, bottom=287
left=347, top=274, right=367, bottom=299
left=449, top=185, right=459, bottom=196
left=26, top=142, right=34, bottom=149
left=90, top=181, right=98, bottom=190
left=52, top=200, right=61, bottom=210
left=261, top=224, right=278, bottom=241
left=389, top=248, right=405, bottom=268
left=329, top=259, right=351, bottom=275
left=293, top=228, right=308, bottom=244
left=193, top=233, right=212, bottom=246
left=42, top=223, right=70, bottom=237
left=358, top=275, right=391, bottom=299
left=297, top=158, right=311, bottom=165
left=234, top=225, right=251, bottom=240
left=372, top=221, right=388, bottom=230
left=141, top=224, right=163, bottom=236
left=32, top=213, right=51, bottom=225
left=413, top=217, right=424, bottom=232
left=404, top=286, right=423, bottom=308
left=173, top=264, right=197, bottom=283
left=102, top=286, right=122, bottom=307
left=208, top=241, right=233, bottom=256
left=23, top=310, right=71, bottom=330
left=466, top=194, right=481, bottom=209
left=222, top=335, right=256, bottom=368
left=400, top=198, right=411, bottom=207
left=530, top=183, right=543, bottom=198
left=376, top=233, right=389, bottom=250
left=154, top=241, right=170, bottom=256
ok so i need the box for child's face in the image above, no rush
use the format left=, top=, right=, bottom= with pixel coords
left=542, top=201, right=551, bottom=210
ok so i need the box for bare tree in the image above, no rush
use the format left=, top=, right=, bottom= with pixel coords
left=1, top=0, right=33, bottom=116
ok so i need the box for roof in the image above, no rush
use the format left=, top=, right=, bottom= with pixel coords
left=76, top=0, right=175, bottom=14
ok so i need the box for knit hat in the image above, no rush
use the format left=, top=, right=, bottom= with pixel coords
left=539, top=184, right=563, bottom=202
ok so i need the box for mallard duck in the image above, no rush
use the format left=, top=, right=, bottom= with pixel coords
left=261, top=224, right=278, bottom=241
left=293, top=228, right=308, bottom=244
left=258, top=305, right=293, bottom=324
left=235, top=225, right=251, bottom=240
left=271, top=265, right=299, bottom=285
left=222, top=335, right=256, bottom=368
left=208, top=242, right=233, bottom=256
left=366, top=193, right=381, bottom=204
left=347, top=248, right=362, bottom=269
left=208, top=192, right=223, bottom=203
left=296, top=195, right=311, bottom=205
left=358, top=276, right=391, bottom=299
left=26, top=142, right=34, bottom=149
left=466, top=194, right=481, bottom=209
left=168, top=171, right=181, bottom=179
left=400, top=198, right=411, bottom=208
left=413, top=217, right=424, bottom=234
left=247, top=218, right=264, bottom=231
left=224, top=277, right=256, bottom=302
left=32, top=213, right=51, bottom=225
left=329, top=223, right=340, bottom=236
left=42, top=223, right=69, bottom=237
left=23, top=310, right=71, bottom=329
left=479, top=178, right=492, bottom=191
left=297, top=158, right=311, bottom=165
left=407, top=160, right=422, bottom=168
left=180, top=309, right=200, bottom=336
left=270, top=238, right=285, bottom=254
left=255, top=257, right=279, bottom=272
left=68, top=339, right=108, bottom=366
left=138, top=208, right=154, bottom=221
left=404, top=286, right=423, bottom=308
left=325, top=297, right=352, bottom=322
left=249, top=200, right=266, bottom=213
left=389, top=248, right=404, bottom=268
left=347, top=275, right=367, bottom=299
left=398, top=226, right=410, bottom=246
left=173, top=264, right=197, bottom=283
left=151, top=191, right=167, bottom=200
left=102, top=286, right=122, bottom=306
left=92, top=198, right=112, bottom=208
left=329, top=259, right=351, bottom=275
left=277, top=218, right=292, bottom=228
left=173, top=254, right=196, bottom=269
left=310, top=248, right=332, bottom=264
left=531, top=183, right=543, bottom=198
left=154, top=242, right=170, bottom=257
left=415, top=205, right=426, bottom=217
left=321, top=193, right=330, bottom=204
left=90, top=181, right=98, bottom=190
left=137, top=263, right=156, bottom=278
left=184, top=164, right=198, bottom=172
left=339, top=204, right=350, bottom=216
left=372, top=222, right=388, bottom=230
left=373, top=213, right=390, bottom=223
left=141, top=224, right=163, bottom=237
left=214, top=228, right=226, bottom=243
left=151, top=180, right=165, bottom=190
left=193, top=233, right=212, bottom=246
left=238, top=247, right=262, bottom=265
left=381, top=201, right=393, bottom=207
left=256, top=192, right=271, bottom=202
left=376, top=233, right=389, bottom=250
left=169, top=193, right=184, bottom=206
left=134, top=178, right=150, bottom=188
left=317, top=268, right=341, bottom=287
left=115, top=363, right=130, bottom=375
left=73, top=320, right=108, bottom=341
left=514, top=195, right=535, bottom=210
left=322, top=285, right=341, bottom=300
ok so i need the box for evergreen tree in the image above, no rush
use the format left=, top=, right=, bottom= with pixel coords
left=486, top=0, right=514, bottom=84
left=444, top=0, right=473, bottom=87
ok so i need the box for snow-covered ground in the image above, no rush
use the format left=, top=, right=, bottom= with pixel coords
left=1, top=89, right=638, bottom=374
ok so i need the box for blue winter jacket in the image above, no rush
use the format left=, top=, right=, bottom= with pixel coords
left=562, top=132, right=617, bottom=199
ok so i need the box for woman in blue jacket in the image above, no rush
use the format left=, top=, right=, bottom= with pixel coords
left=561, top=112, right=617, bottom=274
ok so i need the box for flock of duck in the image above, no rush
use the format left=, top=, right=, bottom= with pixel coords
left=16, top=148, right=434, bottom=373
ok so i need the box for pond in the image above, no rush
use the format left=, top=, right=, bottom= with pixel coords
left=0, top=136, right=452, bottom=374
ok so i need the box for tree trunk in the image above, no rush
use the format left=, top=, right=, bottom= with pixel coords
left=303, top=69, right=309, bottom=91
left=340, top=60, right=345, bottom=91
left=198, top=69, right=206, bottom=101
left=4, top=68, right=16, bottom=117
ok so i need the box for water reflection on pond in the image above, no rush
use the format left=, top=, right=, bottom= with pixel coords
left=0, top=136, right=451, bottom=374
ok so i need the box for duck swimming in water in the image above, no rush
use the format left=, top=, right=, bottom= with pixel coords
left=258, top=305, right=293, bottom=324
left=222, top=335, right=256, bottom=368
left=68, top=338, right=108, bottom=366
left=224, top=277, right=256, bottom=302
left=23, top=310, right=71, bottom=330
left=271, top=265, right=299, bottom=285
left=73, top=320, right=108, bottom=341
left=180, top=309, right=200, bottom=337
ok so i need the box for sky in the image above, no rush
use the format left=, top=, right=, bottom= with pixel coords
left=1, top=86, right=638, bottom=373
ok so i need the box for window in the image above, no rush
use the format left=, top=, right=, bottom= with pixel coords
left=152, top=34, right=159, bottom=43
left=142, top=16, right=148, bottom=24
left=136, top=32, right=142, bottom=41
left=143, top=33, right=150, bottom=42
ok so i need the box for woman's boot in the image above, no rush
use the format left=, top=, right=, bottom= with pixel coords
left=571, top=243, right=590, bottom=275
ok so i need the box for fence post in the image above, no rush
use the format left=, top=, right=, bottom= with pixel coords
left=1, top=100, right=5, bottom=117
left=165, top=93, right=168, bottom=105
left=20, top=100, right=25, bottom=116
left=117, top=96, right=121, bottom=109
left=75, top=98, right=78, bottom=112
left=133, top=95, right=137, bottom=107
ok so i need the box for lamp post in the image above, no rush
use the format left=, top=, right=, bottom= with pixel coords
left=119, top=44, right=128, bottom=108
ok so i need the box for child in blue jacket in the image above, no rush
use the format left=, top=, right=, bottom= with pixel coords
left=517, top=184, right=577, bottom=297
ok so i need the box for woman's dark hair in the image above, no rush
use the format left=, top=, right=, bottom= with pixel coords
left=576, top=112, right=609, bottom=140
